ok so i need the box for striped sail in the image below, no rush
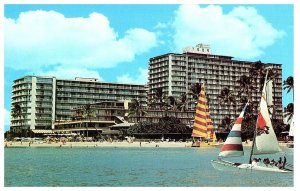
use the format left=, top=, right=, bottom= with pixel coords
left=219, top=103, right=248, bottom=158
left=253, top=83, right=281, bottom=155
left=206, top=104, right=216, bottom=141
left=192, top=83, right=215, bottom=139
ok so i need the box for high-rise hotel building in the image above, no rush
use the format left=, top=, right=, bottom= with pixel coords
left=11, top=76, right=147, bottom=130
left=148, top=44, right=283, bottom=126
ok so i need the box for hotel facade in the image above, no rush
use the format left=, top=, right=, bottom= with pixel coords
left=148, top=44, right=283, bottom=126
left=11, top=76, right=147, bottom=131
left=10, top=44, right=283, bottom=133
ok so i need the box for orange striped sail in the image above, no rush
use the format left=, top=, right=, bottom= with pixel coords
left=192, top=83, right=216, bottom=140
left=206, top=104, right=216, bottom=141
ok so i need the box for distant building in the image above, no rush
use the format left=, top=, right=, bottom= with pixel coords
left=148, top=44, right=283, bottom=127
left=10, top=76, right=147, bottom=131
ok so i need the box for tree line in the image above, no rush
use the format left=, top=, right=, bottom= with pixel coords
left=127, top=61, right=294, bottom=139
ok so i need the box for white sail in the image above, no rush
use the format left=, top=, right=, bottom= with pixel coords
left=289, top=117, right=294, bottom=137
left=219, top=104, right=248, bottom=158
left=253, top=83, right=281, bottom=155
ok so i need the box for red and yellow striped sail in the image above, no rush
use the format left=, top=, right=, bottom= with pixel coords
left=206, top=104, right=216, bottom=141
left=192, top=83, right=216, bottom=141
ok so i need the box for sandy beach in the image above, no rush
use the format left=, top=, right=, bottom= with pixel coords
left=5, top=141, right=193, bottom=148
left=4, top=140, right=292, bottom=148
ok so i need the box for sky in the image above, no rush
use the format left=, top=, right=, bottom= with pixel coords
left=3, top=4, right=294, bottom=131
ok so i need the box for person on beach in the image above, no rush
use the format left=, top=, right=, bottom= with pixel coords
left=140, top=142, right=141, bottom=147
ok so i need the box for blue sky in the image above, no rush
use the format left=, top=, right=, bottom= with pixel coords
left=4, top=4, right=294, bottom=131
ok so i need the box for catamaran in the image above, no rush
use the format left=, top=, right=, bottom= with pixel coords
left=211, top=69, right=293, bottom=173
left=191, top=82, right=217, bottom=147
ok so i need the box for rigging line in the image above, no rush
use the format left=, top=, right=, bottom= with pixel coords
left=285, top=163, right=294, bottom=167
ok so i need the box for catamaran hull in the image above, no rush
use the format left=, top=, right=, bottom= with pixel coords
left=211, top=160, right=292, bottom=173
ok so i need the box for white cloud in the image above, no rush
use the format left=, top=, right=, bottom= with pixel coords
left=5, top=10, right=157, bottom=77
left=172, top=5, right=285, bottom=59
left=40, top=66, right=104, bottom=81
left=116, top=68, right=148, bottom=84
left=4, top=108, right=10, bottom=126
left=155, top=22, right=169, bottom=29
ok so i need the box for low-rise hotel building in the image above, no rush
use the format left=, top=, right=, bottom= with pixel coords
left=11, top=76, right=147, bottom=131
left=54, top=100, right=195, bottom=137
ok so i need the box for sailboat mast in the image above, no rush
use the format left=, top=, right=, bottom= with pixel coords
left=248, top=68, right=270, bottom=164
left=203, top=82, right=209, bottom=140
left=248, top=120, right=258, bottom=164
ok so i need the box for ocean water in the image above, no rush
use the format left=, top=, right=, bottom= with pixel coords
left=4, top=147, right=293, bottom=187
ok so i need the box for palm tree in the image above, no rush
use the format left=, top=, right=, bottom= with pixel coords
left=189, top=82, right=201, bottom=100
left=249, top=60, right=268, bottom=93
left=218, top=87, right=235, bottom=105
left=189, top=82, right=201, bottom=109
left=178, top=93, right=188, bottom=112
left=284, top=103, right=294, bottom=123
left=147, top=98, right=157, bottom=110
left=165, top=96, right=178, bottom=118
left=283, top=76, right=294, bottom=101
left=82, top=104, right=96, bottom=138
left=249, top=60, right=265, bottom=78
left=219, top=116, right=232, bottom=132
left=128, top=99, right=147, bottom=123
left=11, top=103, right=22, bottom=133
left=218, top=87, right=237, bottom=117
left=154, top=87, right=164, bottom=110
left=240, top=62, right=266, bottom=137
left=243, top=101, right=256, bottom=121
left=236, top=75, right=254, bottom=102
